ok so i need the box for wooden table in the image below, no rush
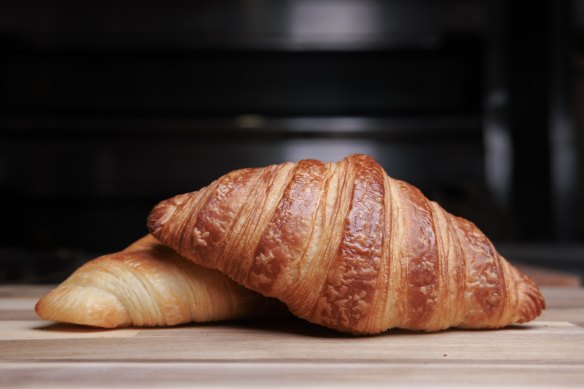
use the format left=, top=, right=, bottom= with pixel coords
left=1, top=285, right=583, bottom=388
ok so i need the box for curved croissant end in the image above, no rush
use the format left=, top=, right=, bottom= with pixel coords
left=35, top=282, right=132, bottom=328
left=148, top=154, right=545, bottom=334
left=35, top=235, right=284, bottom=328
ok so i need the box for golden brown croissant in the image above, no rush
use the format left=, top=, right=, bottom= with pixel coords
left=35, top=235, right=284, bottom=328
left=148, top=154, right=545, bottom=334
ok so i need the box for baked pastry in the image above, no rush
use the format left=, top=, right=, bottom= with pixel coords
left=148, top=154, right=545, bottom=334
left=35, top=235, right=284, bottom=328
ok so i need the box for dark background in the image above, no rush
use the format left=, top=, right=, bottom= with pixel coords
left=1, top=0, right=583, bottom=282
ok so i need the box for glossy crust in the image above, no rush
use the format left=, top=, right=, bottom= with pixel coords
left=148, top=154, right=545, bottom=334
left=35, top=235, right=285, bottom=328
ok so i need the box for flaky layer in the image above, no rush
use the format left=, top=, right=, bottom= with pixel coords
left=35, top=235, right=285, bottom=328
left=148, top=154, right=545, bottom=334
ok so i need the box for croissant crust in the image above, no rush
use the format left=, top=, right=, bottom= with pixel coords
left=148, top=154, right=545, bottom=334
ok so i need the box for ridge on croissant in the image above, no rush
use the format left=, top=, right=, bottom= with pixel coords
left=148, top=154, right=545, bottom=334
left=35, top=235, right=285, bottom=328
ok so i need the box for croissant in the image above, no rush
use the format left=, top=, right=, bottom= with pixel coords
left=35, top=235, right=284, bottom=328
left=148, top=154, right=545, bottom=334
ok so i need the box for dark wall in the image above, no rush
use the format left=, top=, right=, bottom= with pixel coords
left=0, top=0, right=582, bottom=281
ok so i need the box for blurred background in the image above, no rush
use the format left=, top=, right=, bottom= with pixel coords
left=0, top=0, right=583, bottom=283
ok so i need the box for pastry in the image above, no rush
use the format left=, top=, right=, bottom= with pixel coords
left=148, top=154, right=545, bottom=334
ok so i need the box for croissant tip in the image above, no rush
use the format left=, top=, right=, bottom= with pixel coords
left=517, top=275, right=546, bottom=323
left=35, top=285, right=131, bottom=328
left=34, top=297, right=46, bottom=317
left=147, top=193, right=190, bottom=239
left=146, top=203, right=166, bottom=238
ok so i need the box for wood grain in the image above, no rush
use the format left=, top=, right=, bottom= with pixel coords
left=1, top=362, right=583, bottom=388
left=1, top=285, right=583, bottom=388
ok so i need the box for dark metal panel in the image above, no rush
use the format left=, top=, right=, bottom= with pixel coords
left=0, top=0, right=486, bottom=51
left=506, top=0, right=553, bottom=241
left=0, top=50, right=482, bottom=116
left=549, top=0, right=579, bottom=240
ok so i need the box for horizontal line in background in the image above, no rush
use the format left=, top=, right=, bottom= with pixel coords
left=498, top=244, right=584, bottom=264
left=2, top=36, right=448, bottom=53
left=0, top=115, right=482, bottom=139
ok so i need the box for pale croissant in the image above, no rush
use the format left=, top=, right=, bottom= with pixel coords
left=35, top=235, right=284, bottom=328
left=148, top=154, right=545, bottom=334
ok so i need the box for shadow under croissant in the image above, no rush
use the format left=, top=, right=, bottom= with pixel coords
left=33, top=318, right=541, bottom=339
left=33, top=322, right=122, bottom=333
left=234, top=319, right=542, bottom=338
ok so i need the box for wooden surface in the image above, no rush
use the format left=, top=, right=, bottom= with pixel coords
left=1, top=285, right=583, bottom=388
